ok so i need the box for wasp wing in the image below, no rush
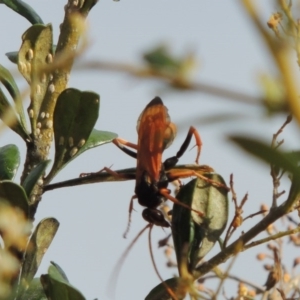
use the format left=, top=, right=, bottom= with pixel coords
left=136, top=97, right=176, bottom=182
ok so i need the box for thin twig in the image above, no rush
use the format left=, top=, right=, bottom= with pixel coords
left=148, top=225, right=179, bottom=300
left=193, top=179, right=300, bottom=280
left=76, top=61, right=261, bottom=106
left=212, top=255, right=238, bottom=299
left=245, top=226, right=300, bottom=250
left=270, top=115, right=292, bottom=207
left=107, top=224, right=150, bottom=299
left=43, top=164, right=215, bottom=192
left=200, top=273, right=265, bottom=293
left=224, top=174, right=250, bottom=247
left=244, top=209, right=267, bottom=222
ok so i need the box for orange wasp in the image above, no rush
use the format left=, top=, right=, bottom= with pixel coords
left=102, top=97, right=225, bottom=299
left=112, top=96, right=215, bottom=234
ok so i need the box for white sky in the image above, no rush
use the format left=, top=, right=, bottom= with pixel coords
left=1, top=0, right=300, bottom=299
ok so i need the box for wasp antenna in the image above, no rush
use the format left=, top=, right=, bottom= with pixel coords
left=148, top=225, right=179, bottom=300
left=123, top=222, right=131, bottom=239
left=107, top=224, right=151, bottom=299
left=123, top=195, right=137, bottom=238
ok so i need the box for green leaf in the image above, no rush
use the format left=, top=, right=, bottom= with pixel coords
left=0, top=64, right=28, bottom=131
left=6, top=45, right=56, bottom=65
left=0, top=181, right=29, bottom=216
left=76, top=128, right=117, bottom=157
left=18, top=278, right=47, bottom=300
left=18, top=24, right=53, bottom=127
left=1, top=0, right=44, bottom=24
left=230, top=136, right=300, bottom=180
left=22, top=160, right=50, bottom=197
left=50, top=261, right=69, bottom=282
left=20, top=218, right=59, bottom=292
left=0, top=144, right=20, bottom=180
left=41, top=263, right=86, bottom=300
left=48, top=89, right=101, bottom=180
left=145, top=278, right=178, bottom=300
left=0, top=86, right=30, bottom=141
left=172, top=175, right=228, bottom=271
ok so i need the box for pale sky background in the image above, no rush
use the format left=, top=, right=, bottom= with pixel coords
left=1, top=1, right=300, bottom=299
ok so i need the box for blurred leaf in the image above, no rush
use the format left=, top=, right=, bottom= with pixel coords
left=230, top=136, right=300, bottom=180
left=259, top=73, right=288, bottom=114
left=143, top=44, right=196, bottom=81
left=284, top=150, right=300, bottom=161
left=172, top=175, right=228, bottom=271
left=20, top=218, right=59, bottom=291
left=0, top=144, right=20, bottom=180
left=48, top=88, right=101, bottom=179
left=18, top=278, right=47, bottom=300
left=22, top=160, right=50, bottom=197
left=41, top=263, right=86, bottom=300
left=144, top=45, right=180, bottom=72
left=0, top=87, right=30, bottom=141
left=18, top=24, right=53, bottom=124
left=0, top=181, right=29, bottom=216
left=145, top=278, right=178, bottom=300
left=1, top=0, right=43, bottom=24
left=182, top=112, right=249, bottom=127
left=0, top=64, right=28, bottom=130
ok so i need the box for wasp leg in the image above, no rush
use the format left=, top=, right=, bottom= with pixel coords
left=159, top=188, right=205, bottom=217
left=123, top=194, right=138, bottom=238
left=80, top=166, right=113, bottom=178
left=176, top=126, right=202, bottom=164
left=167, top=169, right=229, bottom=191
left=113, top=138, right=138, bottom=159
left=80, top=166, right=135, bottom=180
left=81, top=165, right=137, bottom=237
left=163, top=127, right=202, bottom=170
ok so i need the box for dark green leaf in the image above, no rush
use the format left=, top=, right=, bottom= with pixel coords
left=18, top=24, right=53, bottom=124
left=1, top=0, right=43, bottom=24
left=41, top=263, right=86, bottom=300
left=22, top=160, right=50, bottom=197
left=230, top=136, right=300, bottom=180
left=172, top=175, right=228, bottom=271
left=20, top=218, right=59, bottom=291
left=80, top=0, right=98, bottom=15
left=6, top=51, right=18, bottom=64
left=145, top=278, right=178, bottom=300
left=48, top=89, right=101, bottom=180
left=18, top=278, right=47, bottom=300
left=0, top=64, right=28, bottom=130
left=0, top=181, right=29, bottom=216
left=0, top=144, right=20, bottom=180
